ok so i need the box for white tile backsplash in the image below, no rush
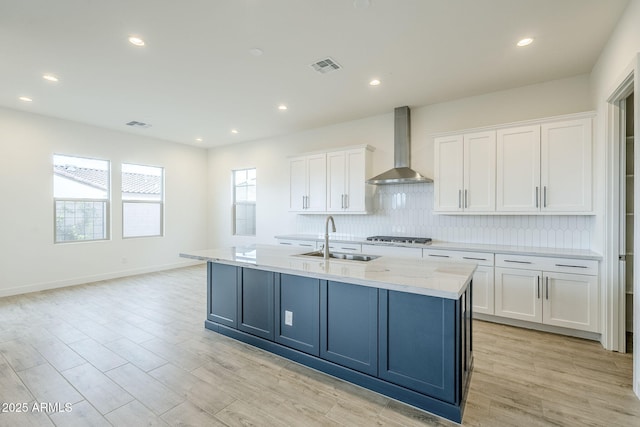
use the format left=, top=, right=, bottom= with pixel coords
left=295, top=184, right=593, bottom=249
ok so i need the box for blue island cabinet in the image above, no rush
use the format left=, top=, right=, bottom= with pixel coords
left=321, top=281, right=378, bottom=376
left=204, top=261, right=472, bottom=423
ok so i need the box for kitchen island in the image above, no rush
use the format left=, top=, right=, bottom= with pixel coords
left=180, top=245, right=475, bottom=423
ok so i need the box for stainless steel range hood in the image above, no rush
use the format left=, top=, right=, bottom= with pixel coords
left=366, top=106, right=432, bottom=185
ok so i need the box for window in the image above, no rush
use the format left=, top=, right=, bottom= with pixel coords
left=53, top=154, right=110, bottom=243
left=122, top=163, right=164, bottom=238
left=233, top=168, right=256, bottom=236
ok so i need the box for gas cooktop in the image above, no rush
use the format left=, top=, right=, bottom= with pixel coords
left=366, top=236, right=432, bottom=245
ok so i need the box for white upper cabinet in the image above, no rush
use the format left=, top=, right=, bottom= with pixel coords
left=434, top=135, right=464, bottom=211
left=496, top=125, right=541, bottom=212
left=497, top=118, right=592, bottom=213
left=327, top=147, right=373, bottom=213
left=290, top=145, right=373, bottom=214
left=289, top=153, right=327, bottom=212
left=434, top=131, right=495, bottom=212
left=540, top=119, right=592, bottom=212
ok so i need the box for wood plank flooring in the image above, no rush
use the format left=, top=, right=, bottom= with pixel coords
left=0, top=265, right=638, bottom=426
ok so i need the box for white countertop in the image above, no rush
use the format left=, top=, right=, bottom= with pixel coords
left=180, top=244, right=475, bottom=300
left=275, top=234, right=602, bottom=260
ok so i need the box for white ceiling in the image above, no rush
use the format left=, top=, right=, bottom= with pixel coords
left=0, top=0, right=629, bottom=148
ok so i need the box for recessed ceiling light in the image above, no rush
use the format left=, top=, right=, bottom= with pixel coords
left=249, top=48, right=263, bottom=57
left=195, top=138, right=203, bottom=142
left=369, top=79, right=381, bottom=86
left=231, top=129, right=239, bottom=134
left=353, top=0, right=371, bottom=9
left=278, top=105, right=288, bottom=111
left=43, top=74, right=59, bottom=82
left=517, top=37, right=534, bottom=47
left=19, top=96, right=33, bottom=102
left=128, top=36, right=145, bottom=47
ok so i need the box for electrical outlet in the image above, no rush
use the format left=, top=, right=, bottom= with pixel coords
left=284, top=310, right=293, bottom=326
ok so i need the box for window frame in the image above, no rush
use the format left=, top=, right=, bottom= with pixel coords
left=121, top=163, right=165, bottom=239
left=53, top=154, right=111, bottom=244
left=232, top=167, right=256, bottom=236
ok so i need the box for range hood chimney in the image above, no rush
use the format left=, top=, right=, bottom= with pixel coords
left=366, top=106, right=432, bottom=185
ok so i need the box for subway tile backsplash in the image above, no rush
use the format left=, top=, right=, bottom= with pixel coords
left=295, top=184, right=593, bottom=249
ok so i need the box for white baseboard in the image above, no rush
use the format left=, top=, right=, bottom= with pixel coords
left=475, top=313, right=601, bottom=342
left=0, top=260, right=205, bottom=298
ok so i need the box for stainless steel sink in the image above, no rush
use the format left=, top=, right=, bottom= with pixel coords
left=298, top=251, right=379, bottom=262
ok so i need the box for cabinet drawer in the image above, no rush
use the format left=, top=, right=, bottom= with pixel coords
left=496, top=254, right=597, bottom=275
left=495, top=254, right=545, bottom=270
left=328, top=242, right=361, bottom=253
left=423, top=249, right=493, bottom=266
left=277, top=239, right=317, bottom=249
left=541, top=257, right=598, bottom=275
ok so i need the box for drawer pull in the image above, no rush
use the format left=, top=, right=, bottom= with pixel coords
left=555, top=264, right=587, bottom=269
left=504, top=259, right=532, bottom=264
left=463, top=257, right=487, bottom=261
left=280, top=242, right=292, bottom=245
left=340, top=247, right=358, bottom=251
left=300, top=244, right=314, bottom=247
left=428, top=254, right=450, bottom=258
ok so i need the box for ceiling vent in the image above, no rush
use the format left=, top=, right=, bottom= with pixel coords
left=310, top=57, right=341, bottom=74
left=125, top=120, right=152, bottom=128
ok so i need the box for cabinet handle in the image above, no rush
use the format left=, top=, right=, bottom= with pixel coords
left=344, top=194, right=348, bottom=209
left=458, top=190, right=462, bottom=209
left=555, top=264, right=588, bottom=269
left=545, top=276, right=549, bottom=300
left=462, top=257, right=487, bottom=261
left=300, top=244, right=314, bottom=247
left=544, top=186, right=547, bottom=208
left=340, top=247, right=358, bottom=251
left=279, top=242, right=292, bottom=245
left=537, top=276, right=540, bottom=299
left=464, top=189, right=468, bottom=208
left=535, top=187, right=539, bottom=208
left=306, top=196, right=309, bottom=209
left=429, top=254, right=450, bottom=258
left=504, top=259, right=532, bottom=264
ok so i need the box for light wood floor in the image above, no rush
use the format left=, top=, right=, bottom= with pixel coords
left=0, top=265, right=638, bottom=426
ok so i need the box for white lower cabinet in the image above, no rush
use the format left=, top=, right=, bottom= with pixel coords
left=494, top=254, right=599, bottom=333
left=423, top=249, right=495, bottom=315
left=277, top=239, right=317, bottom=250
left=361, top=244, right=423, bottom=258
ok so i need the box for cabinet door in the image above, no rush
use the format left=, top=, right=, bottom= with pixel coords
left=326, top=151, right=346, bottom=212
left=541, top=119, right=592, bottom=212
left=321, top=281, right=378, bottom=376
left=344, top=149, right=368, bottom=212
left=464, top=131, right=496, bottom=212
left=471, top=265, right=495, bottom=315
left=494, top=267, right=542, bottom=322
left=237, top=268, right=274, bottom=340
left=542, top=272, right=598, bottom=332
left=289, top=156, right=307, bottom=211
left=434, top=135, right=463, bottom=211
left=275, top=274, right=320, bottom=355
left=496, top=125, right=541, bottom=212
left=379, top=289, right=456, bottom=403
left=306, top=154, right=327, bottom=211
left=208, top=262, right=238, bottom=328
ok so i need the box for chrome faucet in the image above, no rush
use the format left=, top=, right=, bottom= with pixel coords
left=324, top=215, right=336, bottom=259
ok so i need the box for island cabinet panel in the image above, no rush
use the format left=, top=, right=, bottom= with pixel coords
left=237, top=268, right=275, bottom=341
left=208, top=263, right=239, bottom=328
left=379, top=290, right=457, bottom=404
left=275, top=274, right=320, bottom=356
left=320, top=281, right=378, bottom=376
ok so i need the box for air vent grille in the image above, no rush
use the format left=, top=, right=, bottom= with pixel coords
left=126, top=120, right=152, bottom=128
left=310, top=57, right=341, bottom=74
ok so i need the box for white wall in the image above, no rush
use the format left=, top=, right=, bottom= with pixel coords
left=207, top=74, right=593, bottom=248
left=0, top=108, right=208, bottom=297
left=588, top=0, right=640, bottom=397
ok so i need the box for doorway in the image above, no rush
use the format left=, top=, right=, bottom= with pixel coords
left=623, top=92, right=635, bottom=353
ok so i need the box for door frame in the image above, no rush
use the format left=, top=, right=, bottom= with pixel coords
left=605, top=53, right=639, bottom=397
